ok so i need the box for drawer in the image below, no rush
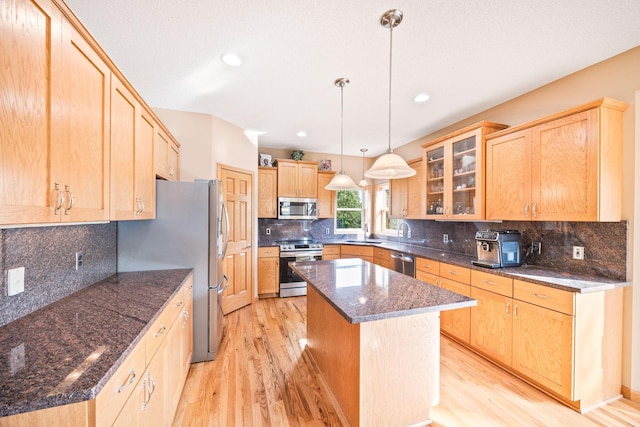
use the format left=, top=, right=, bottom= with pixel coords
left=416, top=257, right=439, bottom=275
left=145, top=305, right=171, bottom=363
left=416, top=270, right=438, bottom=285
left=440, top=277, right=471, bottom=297
left=471, top=270, right=512, bottom=297
left=259, top=246, right=279, bottom=257
left=341, top=245, right=374, bottom=257
left=323, top=245, right=341, bottom=256
left=95, top=337, right=146, bottom=427
left=373, top=248, right=390, bottom=260
left=514, top=279, right=574, bottom=315
left=439, top=262, right=471, bottom=285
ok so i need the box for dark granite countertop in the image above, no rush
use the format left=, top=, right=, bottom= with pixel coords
left=0, top=269, right=193, bottom=418
left=291, top=258, right=476, bottom=324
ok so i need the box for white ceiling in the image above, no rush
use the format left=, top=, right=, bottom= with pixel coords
left=65, top=0, right=640, bottom=157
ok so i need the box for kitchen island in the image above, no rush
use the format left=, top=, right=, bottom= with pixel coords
left=291, top=258, right=476, bottom=427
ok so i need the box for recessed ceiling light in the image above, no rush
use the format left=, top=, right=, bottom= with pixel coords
left=297, top=131, right=307, bottom=137
left=414, top=93, right=430, bottom=103
left=221, top=53, right=242, bottom=67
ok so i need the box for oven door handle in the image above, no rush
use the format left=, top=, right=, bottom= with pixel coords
left=280, top=251, right=323, bottom=258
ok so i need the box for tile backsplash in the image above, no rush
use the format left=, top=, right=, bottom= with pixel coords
left=0, top=223, right=116, bottom=327
left=258, top=218, right=627, bottom=281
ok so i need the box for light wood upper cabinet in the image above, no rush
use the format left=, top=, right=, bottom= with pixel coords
left=155, top=128, right=180, bottom=181
left=0, top=0, right=111, bottom=225
left=276, top=159, right=318, bottom=198
left=258, top=167, right=278, bottom=218
left=390, top=158, right=423, bottom=219
left=486, top=99, right=627, bottom=221
left=317, top=171, right=336, bottom=218
left=110, top=77, right=154, bottom=220
left=422, top=121, right=508, bottom=221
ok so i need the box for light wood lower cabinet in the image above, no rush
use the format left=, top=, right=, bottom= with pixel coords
left=340, top=245, right=373, bottom=264
left=323, top=245, right=341, bottom=261
left=373, top=248, right=392, bottom=269
left=470, top=286, right=513, bottom=366
left=258, top=247, right=279, bottom=297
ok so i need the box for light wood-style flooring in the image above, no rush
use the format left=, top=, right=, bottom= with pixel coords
left=172, top=296, right=640, bottom=426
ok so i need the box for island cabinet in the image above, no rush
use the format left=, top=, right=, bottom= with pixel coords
left=373, top=248, right=392, bottom=269
left=258, top=167, right=278, bottom=218
left=422, top=121, right=508, bottom=221
left=340, top=245, right=373, bottom=263
left=485, top=98, right=627, bottom=222
left=468, top=270, right=624, bottom=412
left=155, top=128, right=180, bottom=181
left=390, top=158, right=424, bottom=219
left=316, top=171, right=336, bottom=218
left=322, top=245, right=341, bottom=260
left=257, top=247, right=280, bottom=297
left=276, top=159, right=318, bottom=198
left=0, top=0, right=111, bottom=226
left=110, top=76, right=155, bottom=220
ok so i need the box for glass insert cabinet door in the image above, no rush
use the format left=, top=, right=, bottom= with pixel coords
left=451, top=135, right=477, bottom=217
left=425, top=144, right=445, bottom=217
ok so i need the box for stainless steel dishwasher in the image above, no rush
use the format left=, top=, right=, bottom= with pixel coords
left=390, top=252, right=416, bottom=277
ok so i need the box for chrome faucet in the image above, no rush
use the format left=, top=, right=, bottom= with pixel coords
left=363, top=223, right=369, bottom=241
left=398, top=221, right=411, bottom=239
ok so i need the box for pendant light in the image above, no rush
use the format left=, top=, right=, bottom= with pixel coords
left=325, top=78, right=359, bottom=191
left=365, top=9, right=416, bottom=180
left=359, top=148, right=368, bottom=187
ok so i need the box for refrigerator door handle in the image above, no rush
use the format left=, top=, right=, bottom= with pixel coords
left=217, top=274, right=230, bottom=294
left=221, top=202, right=230, bottom=258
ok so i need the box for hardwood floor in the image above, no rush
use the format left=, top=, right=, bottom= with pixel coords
left=172, top=296, right=640, bottom=426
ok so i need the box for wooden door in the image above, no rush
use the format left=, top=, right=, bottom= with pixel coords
left=258, top=167, right=278, bottom=218
left=512, top=300, right=574, bottom=398
left=440, top=278, right=471, bottom=343
left=277, top=161, right=298, bottom=197
left=532, top=109, right=598, bottom=221
left=486, top=128, right=532, bottom=220
left=135, top=109, right=155, bottom=219
left=316, top=171, right=335, bottom=218
left=298, top=162, right=318, bottom=197
left=470, top=287, right=513, bottom=367
left=405, top=160, right=423, bottom=218
left=0, top=0, right=62, bottom=225
left=58, top=19, right=110, bottom=222
left=219, top=164, right=253, bottom=314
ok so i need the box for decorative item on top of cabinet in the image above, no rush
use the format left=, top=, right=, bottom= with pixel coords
left=0, top=2, right=111, bottom=226
left=317, top=171, right=337, bottom=218
left=258, top=167, right=278, bottom=218
left=110, top=76, right=155, bottom=220
left=323, top=245, right=341, bottom=260
left=422, top=121, right=508, bottom=221
left=155, top=127, right=180, bottom=181
left=258, top=247, right=280, bottom=297
left=485, top=98, right=627, bottom=222
left=390, top=158, right=424, bottom=219
left=276, top=159, right=318, bottom=198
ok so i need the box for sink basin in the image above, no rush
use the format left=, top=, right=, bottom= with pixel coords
left=345, top=239, right=383, bottom=244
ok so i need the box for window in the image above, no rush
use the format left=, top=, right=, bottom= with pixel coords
left=336, top=190, right=364, bottom=232
left=375, top=183, right=397, bottom=234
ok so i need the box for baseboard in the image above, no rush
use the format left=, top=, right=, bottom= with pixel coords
left=621, top=385, right=640, bottom=403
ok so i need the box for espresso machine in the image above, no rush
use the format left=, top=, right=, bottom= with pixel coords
left=472, top=229, right=522, bottom=268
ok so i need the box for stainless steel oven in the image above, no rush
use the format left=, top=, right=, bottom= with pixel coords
left=279, top=240, right=323, bottom=297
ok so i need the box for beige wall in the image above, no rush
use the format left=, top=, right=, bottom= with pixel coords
left=393, top=46, right=640, bottom=393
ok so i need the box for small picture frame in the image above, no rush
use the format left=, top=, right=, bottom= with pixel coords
left=320, top=159, right=332, bottom=171
left=259, top=153, right=272, bottom=167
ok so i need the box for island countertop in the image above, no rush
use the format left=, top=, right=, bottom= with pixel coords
left=291, top=258, right=476, bottom=324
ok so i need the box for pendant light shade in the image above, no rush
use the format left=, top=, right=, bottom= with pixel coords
left=326, top=78, right=359, bottom=191
left=365, top=9, right=416, bottom=180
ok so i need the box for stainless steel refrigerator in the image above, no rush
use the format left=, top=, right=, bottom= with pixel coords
left=117, top=180, right=229, bottom=363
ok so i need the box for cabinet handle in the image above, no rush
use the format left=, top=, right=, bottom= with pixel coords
left=524, top=203, right=529, bottom=217
left=139, top=198, right=145, bottom=214
left=182, top=310, right=190, bottom=328
left=142, top=372, right=157, bottom=410
left=53, top=183, right=65, bottom=215
left=532, top=202, right=538, bottom=218
left=115, top=369, right=136, bottom=393
left=168, top=166, right=175, bottom=178
left=64, top=185, right=75, bottom=215
left=483, top=279, right=497, bottom=285
left=531, top=292, right=550, bottom=299
left=514, top=303, right=518, bottom=319
left=153, top=325, right=166, bottom=337
left=506, top=301, right=511, bottom=316
left=448, top=270, right=459, bottom=275
left=173, top=300, right=184, bottom=309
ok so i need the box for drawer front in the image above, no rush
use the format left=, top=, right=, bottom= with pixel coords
left=416, top=270, right=438, bottom=285
left=168, top=287, right=186, bottom=325
left=95, top=338, right=146, bottom=427
left=514, top=280, right=574, bottom=315
left=439, top=262, right=471, bottom=285
left=373, top=248, right=391, bottom=260
left=323, top=245, right=341, bottom=256
left=259, top=246, right=279, bottom=257
left=440, top=277, right=472, bottom=297
left=416, top=257, right=439, bottom=275
left=341, top=245, right=374, bottom=257
left=145, top=306, right=171, bottom=363
left=471, top=270, right=513, bottom=297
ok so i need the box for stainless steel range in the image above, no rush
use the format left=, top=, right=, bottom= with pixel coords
left=279, top=239, right=323, bottom=297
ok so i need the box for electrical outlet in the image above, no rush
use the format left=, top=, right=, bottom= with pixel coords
left=7, top=267, right=25, bottom=296
left=572, top=246, right=584, bottom=260
left=326, top=228, right=330, bottom=235
left=443, top=234, right=449, bottom=243
left=75, top=252, right=84, bottom=270
left=407, top=230, right=411, bottom=238
left=266, top=227, right=271, bottom=235
left=531, top=241, right=541, bottom=255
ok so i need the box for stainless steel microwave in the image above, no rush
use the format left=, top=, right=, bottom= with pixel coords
left=278, top=197, right=318, bottom=220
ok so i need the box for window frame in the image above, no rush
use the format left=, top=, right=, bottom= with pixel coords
left=334, top=189, right=366, bottom=234
left=375, top=183, right=397, bottom=236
